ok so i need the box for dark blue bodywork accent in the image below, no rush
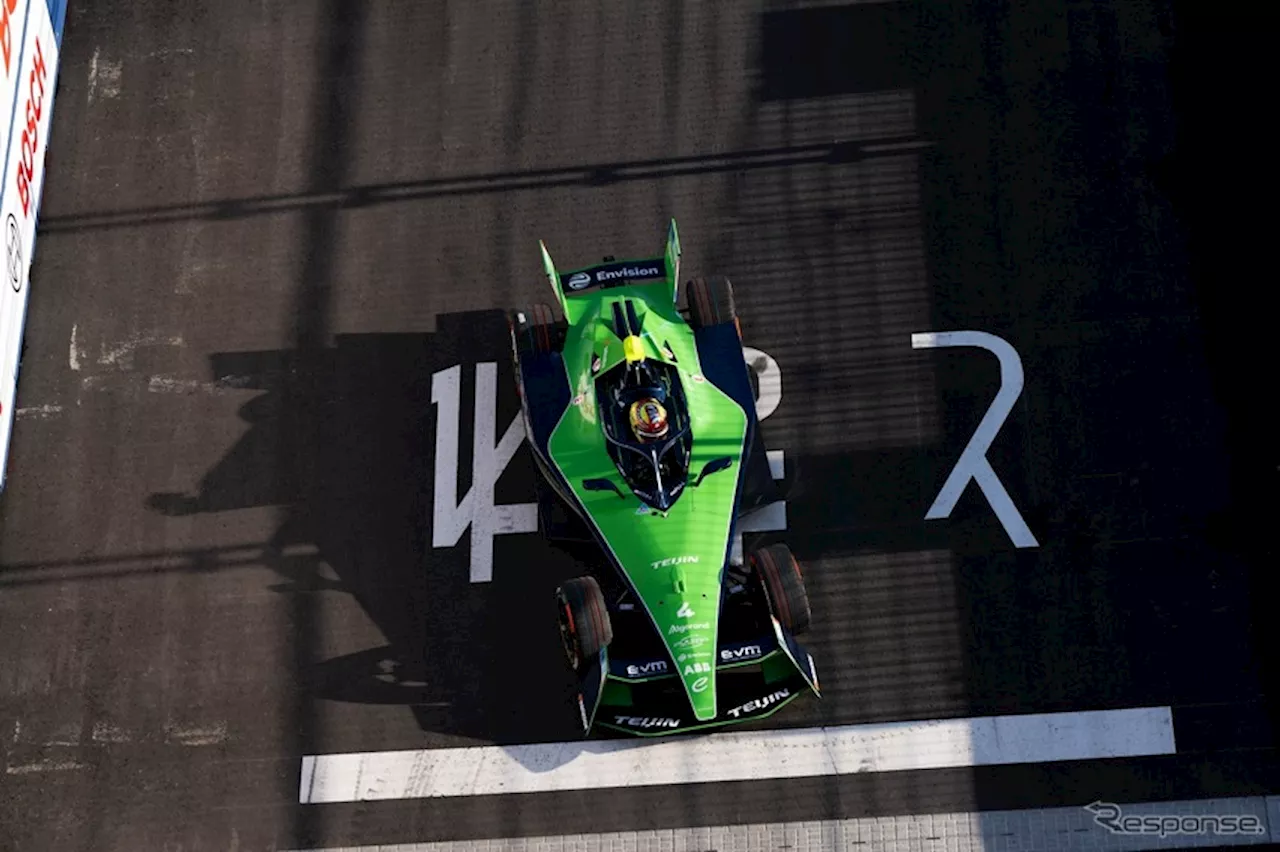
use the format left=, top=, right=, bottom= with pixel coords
left=691, top=323, right=766, bottom=576
left=521, top=353, right=571, bottom=461
left=694, top=326, right=758, bottom=416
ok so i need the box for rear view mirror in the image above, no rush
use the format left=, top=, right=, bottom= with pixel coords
left=692, top=456, right=733, bottom=487
left=583, top=478, right=626, bottom=499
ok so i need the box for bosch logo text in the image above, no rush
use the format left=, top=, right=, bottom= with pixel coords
left=16, top=37, right=48, bottom=219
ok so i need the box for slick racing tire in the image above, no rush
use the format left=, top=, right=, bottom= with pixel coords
left=750, top=543, right=811, bottom=636
left=686, top=276, right=737, bottom=329
left=555, top=576, right=613, bottom=671
left=510, top=303, right=564, bottom=358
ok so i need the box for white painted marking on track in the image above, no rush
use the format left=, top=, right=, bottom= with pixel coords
left=298, top=706, right=1175, bottom=803
left=86, top=47, right=122, bottom=103
left=98, top=332, right=184, bottom=369
left=91, top=721, right=130, bottom=744
left=165, top=721, right=227, bottom=746
left=68, top=324, right=80, bottom=371
left=744, top=346, right=781, bottom=421
left=281, top=792, right=1275, bottom=852
left=432, top=364, right=537, bottom=582
left=146, top=375, right=254, bottom=395
left=15, top=404, right=62, bottom=419
left=732, top=451, right=786, bottom=563
left=766, top=449, right=785, bottom=480
left=912, top=330, right=1039, bottom=547
left=6, top=758, right=87, bottom=775
left=739, top=500, right=787, bottom=534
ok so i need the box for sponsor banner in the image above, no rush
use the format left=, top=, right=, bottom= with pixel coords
left=0, top=0, right=62, bottom=491
left=559, top=257, right=666, bottom=294
left=599, top=682, right=804, bottom=734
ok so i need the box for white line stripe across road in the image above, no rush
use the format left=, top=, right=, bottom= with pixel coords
left=298, top=706, right=1175, bottom=804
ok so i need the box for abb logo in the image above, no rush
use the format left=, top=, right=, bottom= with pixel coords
left=15, top=37, right=47, bottom=218
left=1, top=0, right=17, bottom=77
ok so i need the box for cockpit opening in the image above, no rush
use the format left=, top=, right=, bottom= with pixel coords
left=595, top=358, right=692, bottom=511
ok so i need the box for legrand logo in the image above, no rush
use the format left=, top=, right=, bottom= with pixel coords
left=597, top=265, right=661, bottom=281
left=652, top=555, right=698, bottom=569
left=669, top=622, right=709, bottom=634
left=726, top=688, right=791, bottom=719
left=614, top=716, right=680, bottom=730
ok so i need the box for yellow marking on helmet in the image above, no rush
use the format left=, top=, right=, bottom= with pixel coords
left=623, top=334, right=646, bottom=363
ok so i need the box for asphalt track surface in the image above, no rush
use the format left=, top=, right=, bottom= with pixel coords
left=1, top=1, right=1275, bottom=850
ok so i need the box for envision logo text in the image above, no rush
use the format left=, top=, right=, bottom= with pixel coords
left=597, top=265, right=661, bottom=281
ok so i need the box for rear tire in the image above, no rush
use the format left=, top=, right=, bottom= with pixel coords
left=686, top=276, right=737, bottom=329
left=509, top=303, right=564, bottom=358
left=555, top=576, right=613, bottom=670
left=750, top=543, right=811, bottom=635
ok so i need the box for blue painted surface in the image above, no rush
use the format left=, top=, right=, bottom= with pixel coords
left=45, top=0, right=68, bottom=45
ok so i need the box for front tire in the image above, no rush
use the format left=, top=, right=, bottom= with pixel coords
left=750, top=543, right=811, bottom=635
left=555, top=576, right=613, bottom=671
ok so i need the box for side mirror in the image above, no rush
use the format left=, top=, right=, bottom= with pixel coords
left=692, top=456, right=734, bottom=487
left=583, top=478, right=627, bottom=499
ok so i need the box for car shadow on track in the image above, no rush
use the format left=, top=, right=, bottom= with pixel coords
left=146, top=309, right=590, bottom=746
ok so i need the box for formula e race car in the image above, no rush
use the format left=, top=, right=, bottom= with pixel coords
left=508, top=220, right=820, bottom=737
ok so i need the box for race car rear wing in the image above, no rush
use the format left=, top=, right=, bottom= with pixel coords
left=541, top=219, right=682, bottom=319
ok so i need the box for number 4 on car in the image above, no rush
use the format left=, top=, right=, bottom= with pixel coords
left=509, top=220, right=820, bottom=737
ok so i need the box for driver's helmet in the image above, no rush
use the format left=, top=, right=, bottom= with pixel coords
left=629, top=398, right=669, bottom=442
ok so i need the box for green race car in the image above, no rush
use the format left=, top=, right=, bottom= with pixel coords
left=509, top=220, right=820, bottom=737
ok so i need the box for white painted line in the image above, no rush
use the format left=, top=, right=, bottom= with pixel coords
left=731, top=450, right=784, bottom=564
left=68, top=324, right=80, bottom=371
left=14, top=404, right=63, bottom=419
left=299, top=706, right=1175, bottom=804
left=283, top=793, right=1280, bottom=852
left=766, top=449, right=785, bottom=479
left=739, top=500, right=786, bottom=533
left=6, top=758, right=87, bottom=775
left=433, top=363, right=535, bottom=582
left=744, top=346, right=782, bottom=421
left=912, top=330, right=1038, bottom=548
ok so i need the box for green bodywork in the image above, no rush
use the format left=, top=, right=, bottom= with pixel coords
left=539, top=222, right=750, bottom=722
